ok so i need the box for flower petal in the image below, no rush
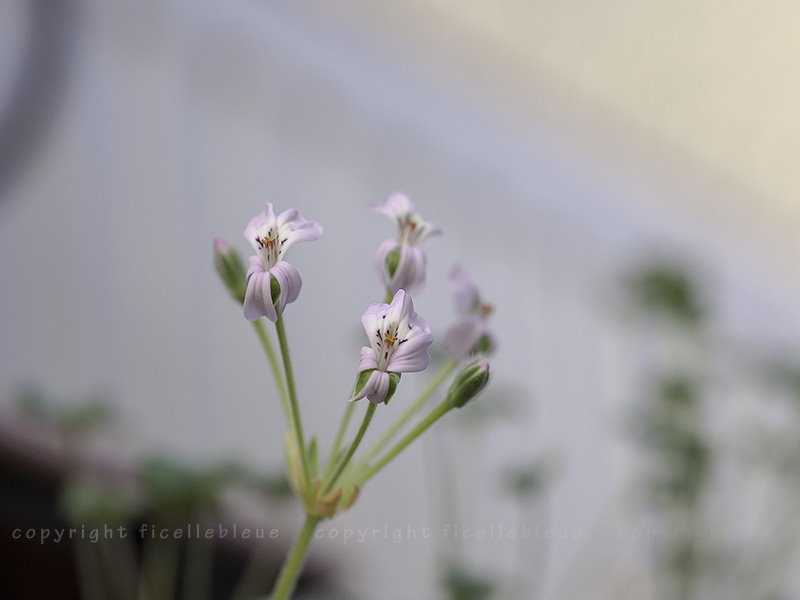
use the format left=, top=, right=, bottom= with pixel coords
left=450, top=264, right=481, bottom=316
left=360, top=301, right=388, bottom=357
left=275, top=207, right=323, bottom=255
left=444, top=317, right=487, bottom=361
left=350, top=370, right=390, bottom=404
left=243, top=203, right=278, bottom=254
left=385, top=331, right=434, bottom=372
left=269, top=261, right=302, bottom=315
left=357, top=346, right=379, bottom=372
left=370, top=193, right=440, bottom=246
left=389, top=245, right=427, bottom=296
left=243, top=258, right=277, bottom=322
left=373, top=239, right=399, bottom=291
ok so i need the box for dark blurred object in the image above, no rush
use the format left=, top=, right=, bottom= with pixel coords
left=0, top=0, right=79, bottom=199
left=0, top=392, right=334, bottom=599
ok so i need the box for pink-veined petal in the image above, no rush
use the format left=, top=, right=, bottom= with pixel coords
left=389, top=246, right=427, bottom=296
left=275, top=207, right=323, bottom=255
left=385, top=331, right=434, bottom=372
left=243, top=204, right=278, bottom=254
left=358, top=346, right=379, bottom=372
left=269, top=261, right=303, bottom=315
left=243, top=259, right=277, bottom=322
left=350, top=370, right=390, bottom=404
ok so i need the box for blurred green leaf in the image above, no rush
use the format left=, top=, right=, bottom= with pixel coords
left=60, top=480, right=137, bottom=527
left=503, top=454, right=560, bottom=500
left=443, top=564, right=496, bottom=600
left=139, top=456, right=229, bottom=514
left=17, top=385, right=112, bottom=435
left=626, top=265, right=704, bottom=326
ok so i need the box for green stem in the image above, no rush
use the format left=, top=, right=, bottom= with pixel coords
left=360, top=360, right=457, bottom=468
left=252, top=319, right=291, bottom=427
left=324, top=402, right=377, bottom=495
left=322, top=401, right=355, bottom=482
left=275, top=313, right=313, bottom=499
left=360, top=398, right=452, bottom=485
left=270, top=514, right=322, bottom=600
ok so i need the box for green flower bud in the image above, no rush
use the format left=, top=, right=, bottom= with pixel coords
left=447, top=359, right=490, bottom=408
left=213, top=238, right=247, bottom=303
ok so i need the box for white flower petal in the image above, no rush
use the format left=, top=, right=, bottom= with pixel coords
left=385, top=331, right=434, bottom=373
left=243, top=259, right=277, bottom=322
left=358, top=346, right=379, bottom=372
left=383, top=245, right=427, bottom=296
left=350, top=370, right=390, bottom=404
left=269, top=261, right=302, bottom=315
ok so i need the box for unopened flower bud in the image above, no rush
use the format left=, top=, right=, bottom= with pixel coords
left=447, top=359, right=490, bottom=408
left=213, top=237, right=247, bottom=304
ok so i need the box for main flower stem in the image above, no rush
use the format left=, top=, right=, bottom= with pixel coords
left=324, top=401, right=377, bottom=495
left=361, top=359, right=457, bottom=465
left=269, top=514, right=322, bottom=600
left=275, top=313, right=313, bottom=500
left=252, top=319, right=291, bottom=427
left=359, top=397, right=452, bottom=485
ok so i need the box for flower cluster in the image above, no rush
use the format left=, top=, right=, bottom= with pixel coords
left=214, top=193, right=496, bottom=600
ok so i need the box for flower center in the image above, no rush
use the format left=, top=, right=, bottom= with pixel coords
left=398, top=216, right=420, bottom=245
left=375, top=323, right=408, bottom=369
left=255, top=228, right=282, bottom=269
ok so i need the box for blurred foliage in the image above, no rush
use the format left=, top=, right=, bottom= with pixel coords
left=139, top=456, right=231, bottom=515
left=503, top=453, right=560, bottom=501
left=625, top=264, right=705, bottom=325
left=139, top=455, right=294, bottom=516
left=442, top=564, right=496, bottom=600
left=630, top=376, right=710, bottom=508
left=17, top=385, right=113, bottom=435
left=60, top=479, right=138, bottom=527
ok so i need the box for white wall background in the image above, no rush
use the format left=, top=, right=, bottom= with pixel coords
left=1, top=1, right=799, bottom=598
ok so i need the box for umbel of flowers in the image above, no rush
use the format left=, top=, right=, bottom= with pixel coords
left=214, top=194, right=495, bottom=600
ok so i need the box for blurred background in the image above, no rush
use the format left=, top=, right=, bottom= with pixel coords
left=2, top=1, right=800, bottom=598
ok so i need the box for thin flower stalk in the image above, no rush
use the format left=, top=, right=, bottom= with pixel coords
left=275, top=313, right=313, bottom=501
left=350, top=358, right=457, bottom=477
left=252, top=319, right=291, bottom=428
left=322, top=401, right=356, bottom=482
left=323, top=402, right=377, bottom=495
